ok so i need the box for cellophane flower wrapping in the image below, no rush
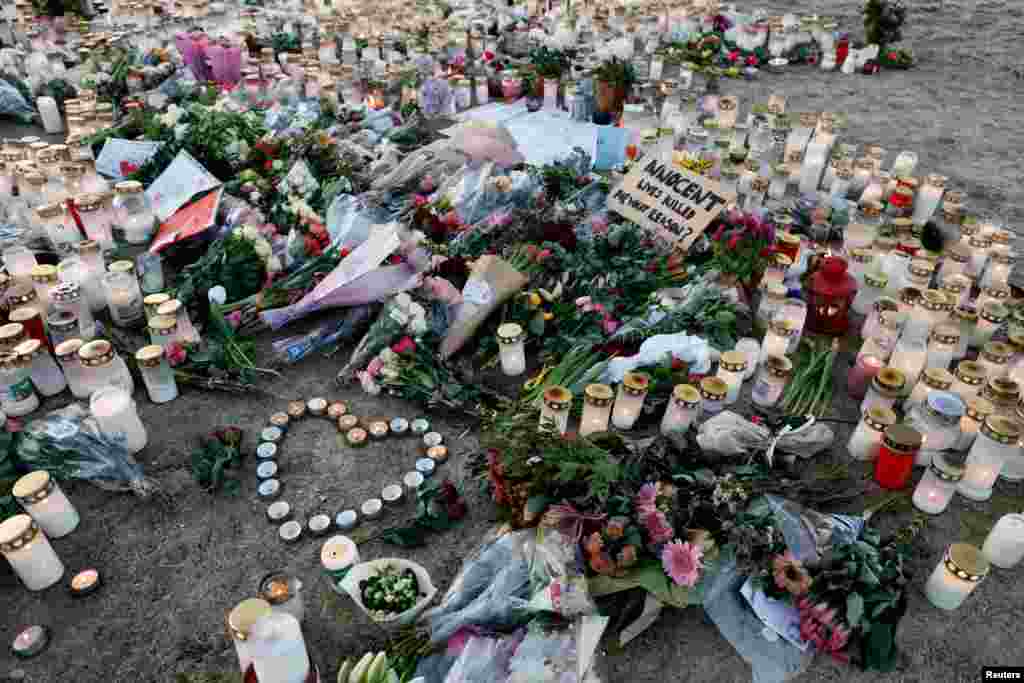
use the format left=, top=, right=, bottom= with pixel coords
left=14, top=404, right=159, bottom=497
left=340, top=293, right=429, bottom=380
left=440, top=255, right=530, bottom=359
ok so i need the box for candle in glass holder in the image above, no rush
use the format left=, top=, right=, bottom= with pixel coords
left=952, top=360, right=988, bottom=402
left=757, top=283, right=787, bottom=331
left=0, top=514, right=64, bottom=591
left=103, top=271, right=144, bottom=327
left=926, top=325, right=959, bottom=371
left=734, top=338, right=761, bottom=381
left=8, top=306, right=46, bottom=351
left=848, top=381, right=897, bottom=446
left=979, top=341, right=1013, bottom=380
left=3, top=245, right=37, bottom=284
left=228, top=598, right=273, bottom=674
left=980, top=376, right=1020, bottom=422
left=29, top=264, right=59, bottom=315
left=750, top=355, right=792, bottom=409
left=912, top=174, right=946, bottom=226
left=90, top=385, right=148, bottom=454
left=496, top=323, right=526, bottom=376
left=320, top=535, right=360, bottom=595
left=912, top=453, right=964, bottom=514
left=982, top=513, right=1024, bottom=569
left=579, top=383, right=614, bottom=436
left=958, top=397, right=994, bottom=452
left=924, top=543, right=988, bottom=611
left=889, top=336, right=927, bottom=388
left=258, top=572, right=304, bottom=624
left=15, top=339, right=65, bottom=397
left=760, top=319, right=795, bottom=366
left=539, top=385, right=572, bottom=435
left=941, top=275, right=971, bottom=311
left=959, top=415, right=1019, bottom=500
left=972, top=301, right=1008, bottom=350
left=939, top=244, right=970, bottom=287
left=983, top=250, right=1014, bottom=290
left=874, top=424, right=922, bottom=489
left=905, top=391, right=965, bottom=465
left=135, top=345, right=178, bottom=404
left=156, top=299, right=200, bottom=345
left=847, top=353, right=883, bottom=400
left=13, top=470, right=79, bottom=538
left=861, top=297, right=899, bottom=340
left=861, top=366, right=906, bottom=415
left=779, top=299, right=808, bottom=353
left=699, top=377, right=728, bottom=416
left=851, top=271, right=887, bottom=316
left=908, top=367, right=955, bottom=408
left=661, top=384, right=701, bottom=435
left=716, top=351, right=747, bottom=405
left=976, top=285, right=1011, bottom=317
left=249, top=612, right=310, bottom=683
left=612, top=372, right=650, bottom=430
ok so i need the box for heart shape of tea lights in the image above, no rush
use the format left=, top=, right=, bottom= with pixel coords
left=253, top=404, right=449, bottom=542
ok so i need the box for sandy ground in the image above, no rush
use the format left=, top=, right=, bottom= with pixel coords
left=4, top=0, right=1024, bottom=681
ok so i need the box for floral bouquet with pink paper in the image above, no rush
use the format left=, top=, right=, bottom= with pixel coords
left=339, top=293, right=429, bottom=383
left=439, top=254, right=532, bottom=360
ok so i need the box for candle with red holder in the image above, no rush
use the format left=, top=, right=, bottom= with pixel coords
left=875, top=424, right=923, bottom=490
left=806, top=256, right=857, bottom=336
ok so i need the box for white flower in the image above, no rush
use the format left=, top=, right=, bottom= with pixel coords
left=267, top=256, right=283, bottom=273
left=410, top=317, right=429, bottom=335
left=160, top=103, right=184, bottom=128
left=407, top=302, right=426, bottom=320
left=394, top=293, right=413, bottom=310
left=358, top=371, right=381, bottom=396
left=272, top=160, right=284, bottom=171
left=253, top=240, right=272, bottom=259
left=241, top=225, right=261, bottom=242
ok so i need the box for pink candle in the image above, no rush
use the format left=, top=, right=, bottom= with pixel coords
left=848, top=354, right=883, bottom=399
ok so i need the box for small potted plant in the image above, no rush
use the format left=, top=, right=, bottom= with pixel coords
left=593, top=56, right=636, bottom=121
left=521, top=71, right=542, bottom=112
left=531, top=46, right=570, bottom=104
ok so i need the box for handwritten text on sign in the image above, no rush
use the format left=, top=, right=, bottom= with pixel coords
left=607, top=159, right=734, bottom=252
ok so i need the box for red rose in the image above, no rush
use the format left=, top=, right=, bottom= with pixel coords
left=887, top=51, right=898, bottom=60
left=264, top=159, right=273, bottom=171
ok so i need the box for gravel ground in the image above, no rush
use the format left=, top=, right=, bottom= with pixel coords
left=3, top=0, right=1024, bottom=681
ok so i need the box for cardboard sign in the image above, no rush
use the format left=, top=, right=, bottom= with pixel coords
left=146, top=150, right=221, bottom=221
left=95, top=138, right=163, bottom=179
left=767, top=94, right=786, bottom=114
left=149, top=186, right=224, bottom=253
left=607, top=158, right=734, bottom=252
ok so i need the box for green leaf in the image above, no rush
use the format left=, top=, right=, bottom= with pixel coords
left=379, top=527, right=430, bottom=547
left=859, top=564, right=880, bottom=586
left=847, top=593, right=864, bottom=629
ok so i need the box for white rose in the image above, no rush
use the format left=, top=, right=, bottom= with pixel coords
left=408, top=302, right=426, bottom=320
left=241, top=225, right=261, bottom=242
left=359, top=372, right=381, bottom=396
left=253, top=240, right=272, bottom=258
left=267, top=256, right=283, bottom=273
left=394, top=293, right=413, bottom=309
left=410, top=317, right=429, bottom=335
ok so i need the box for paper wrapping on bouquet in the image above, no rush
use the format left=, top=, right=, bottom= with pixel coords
left=0, top=79, right=34, bottom=122
left=339, top=558, right=438, bottom=630
left=439, top=255, right=530, bottom=360
left=599, top=333, right=713, bottom=384
left=696, top=412, right=835, bottom=462
left=326, top=195, right=395, bottom=248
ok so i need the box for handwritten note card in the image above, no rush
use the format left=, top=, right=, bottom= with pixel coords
left=145, top=150, right=221, bottom=221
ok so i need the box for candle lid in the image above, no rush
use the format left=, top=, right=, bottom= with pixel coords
left=308, top=514, right=332, bottom=536
left=882, top=424, right=922, bottom=453
left=672, top=384, right=702, bottom=407
left=929, top=452, right=964, bottom=482
left=872, top=297, right=899, bottom=315
left=227, top=598, right=273, bottom=641
left=920, top=368, right=955, bottom=391
left=955, top=360, right=987, bottom=385
left=543, top=385, right=573, bottom=410
left=622, top=371, right=651, bottom=395
left=12, top=470, right=54, bottom=504
left=11, top=625, right=50, bottom=659
left=147, top=315, right=177, bottom=335
left=863, top=271, right=888, bottom=289
left=328, top=402, right=349, bottom=420
left=8, top=307, right=41, bottom=328
left=944, top=543, right=989, bottom=582
left=287, top=400, right=307, bottom=418
left=762, top=355, right=793, bottom=379
left=946, top=244, right=970, bottom=263
left=964, top=397, right=995, bottom=422
left=0, top=322, right=26, bottom=346
left=968, top=234, right=992, bottom=249
left=0, top=514, right=40, bottom=552
left=155, top=299, right=183, bottom=317
left=266, top=500, right=290, bottom=522
left=13, top=338, right=43, bottom=361
left=76, top=240, right=101, bottom=255
left=114, top=180, right=144, bottom=194
left=368, top=420, right=389, bottom=438
left=907, top=259, right=933, bottom=278
left=7, top=284, right=37, bottom=306
left=52, top=281, right=83, bottom=303
left=337, top=415, right=359, bottom=432
left=78, top=339, right=114, bottom=366
left=496, top=322, right=525, bottom=345
left=926, top=391, right=965, bottom=421
left=257, top=479, right=281, bottom=499
left=982, top=341, right=1014, bottom=364
left=874, top=367, right=906, bottom=393
left=75, top=193, right=104, bottom=212
left=929, top=325, right=960, bottom=347
left=35, top=203, right=63, bottom=220
left=718, top=352, right=747, bottom=374
left=864, top=406, right=897, bottom=431
left=918, top=290, right=948, bottom=312
left=982, top=414, right=1022, bottom=444
left=850, top=248, right=874, bottom=265
left=991, top=229, right=1013, bottom=245
left=768, top=318, right=797, bottom=338
left=983, top=284, right=1011, bottom=300
left=978, top=301, right=1008, bottom=324
left=584, top=383, right=614, bottom=406
left=135, top=345, right=165, bottom=368
left=699, top=376, right=728, bottom=401
left=942, top=275, right=969, bottom=294
left=982, top=377, right=1020, bottom=407
left=55, top=338, right=84, bottom=362
left=279, top=519, right=303, bottom=543
left=1008, top=331, right=1024, bottom=354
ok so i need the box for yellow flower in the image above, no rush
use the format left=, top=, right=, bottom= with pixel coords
left=528, top=292, right=542, bottom=307
left=543, top=312, right=554, bottom=321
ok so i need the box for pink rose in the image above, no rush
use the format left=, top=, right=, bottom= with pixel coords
left=591, top=215, right=610, bottom=235
left=488, top=210, right=512, bottom=228
left=225, top=310, right=242, bottom=329
left=414, top=194, right=429, bottom=207
left=366, top=356, right=385, bottom=377
left=727, top=50, right=740, bottom=63
left=441, top=210, right=461, bottom=227
left=420, top=175, right=436, bottom=193
left=603, top=318, right=619, bottom=335
left=592, top=303, right=606, bottom=315
left=392, top=336, right=417, bottom=355
left=165, top=342, right=187, bottom=367
left=422, top=276, right=463, bottom=305
left=536, top=248, right=552, bottom=262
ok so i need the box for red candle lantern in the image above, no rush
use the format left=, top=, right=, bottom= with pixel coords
left=875, top=424, right=922, bottom=489
left=806, top=256, right=857, bottom=336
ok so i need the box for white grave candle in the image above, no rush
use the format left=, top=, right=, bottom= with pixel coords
left=250, top=612, right=310, bottom=683
left=924, top=543, right=988, bottom=611
left=12, top=470, right=79, bottom=538
left=0, top=514, right=64, bottom=591
left=982, top=513, right=1024, bottom=569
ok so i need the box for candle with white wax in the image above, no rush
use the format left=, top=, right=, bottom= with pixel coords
left=925, top=543, right=988, bottom=611
left=249, top=612, right=310, bottom=683
left=661, top=384, right=701, bottom=435
left=612, top=372, right=651, bottom=430
left=90, top=385, right=148, bottom=453
left=539, top=385, right=573, bottom=434
left=959, top=415, right=1019, bottom=500
left=912, top=174, right=946, bottom=226
left=13, top=470, right=79, bottom=538
left=982, top=513, right=1024, bottom=569
left=735, top=338, right=760, bottom=380
left=760, top=319, right=795, bottom=366
left=912, top=453, right=964, bottom=514
left=0, top=514, right=64, bottom=591
left=716, top=351, right=747, bottom=405
left=496, top=323, right=526, bottom=376
left=847, top=406, right=896, bottom=461
left=321, top=534, right=360, bottom=595
left=580, top=384, right=614, bottom=436
left=228, top=598, right=273, bottom=674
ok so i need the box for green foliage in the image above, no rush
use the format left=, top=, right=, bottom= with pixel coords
left=530, top=46, right=571, bottom=78
left=379, top=480, right=467, bottom=547
left=189, top=429, right=245, bottom=494
left=174, top=232, right=267, bottom=308
left=594, top=57, right=637, bottom=88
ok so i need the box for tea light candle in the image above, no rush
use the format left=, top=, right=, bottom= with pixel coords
left=261, top=426, right=284, bottom=444
left=337, top=415, right=359, bottom=433
left=259, top=572, right=304, bottom=623
left=257, top=461, right=278, bottom=480
left=389, top=417, right=409, bottom=436
left=228, top=598, right=273, bottom=674
left=612, top=372, right=650, bottom=429
left=361, top=498, right=383, bottom=519
left=258, top=479, right=282, bottom=500
left=11, top=625, right=50, bottom=659
left=257, top=443, right=278, bottom=460
left=580, top=383, right=614, bottom=436
left=735, top=338, right=760, bottom=380
left=0, top=514, right=64, bottom=591
left=335, top=510, right=358, bottom=531
left=326, top=403, right=348, bottom=421
left=427, top=445, right=449, bottom=463
left=346, top=428, right=368, bottom=447
left=367, top=420, right=389, bottom=440
left=497, top=322, right=527, bottom=376
left=306, top=397, right=328, bottom=416
left=924, top=543, right=988, bottom=611
left=404, top=471, right=424, bottom=495
left=416, top=458, right=436, bottom=477
left=847, top=406, right=896, bottom=461
left=716, top=351, right=747, bottom=405
left=269, top=412, right=291, bottom=432
left=982, top=513, right=1024, bottom=569
left=411, top=418, right=430, bottom=436
left=912, top=453, right=964, bottom=514
left=423, top=432, right=444, bottom=449
left=307, top=514, right=332, bottom=537
left=321, top=535, right=360, bottom=594
left=382, top=484, right=404, bottom=505
left=539, top=385, right=573, bottom=435
left=249, top=612, right=310, bottom=683
left=267, top=501, right=291, bottom=523
left=13, top=470, right=79, bottom=538
left=278, top=520, right=303, bottom=543
left=287, top=401, right=307, bottom=419
left=69, top=568, right=101, bottom=597
left=959, top=415, right=1020, bottom=500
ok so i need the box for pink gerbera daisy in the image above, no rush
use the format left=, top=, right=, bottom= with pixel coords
left=662, top=540, right=704, bottom=587
left=635, top=483, right=658, bottom=516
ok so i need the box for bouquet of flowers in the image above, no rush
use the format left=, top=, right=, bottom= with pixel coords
left=344, top=293, right=429, bottom=383
left=373, top=335, right=483, bottom=412
left=706, top=209, right=777, bottom=307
